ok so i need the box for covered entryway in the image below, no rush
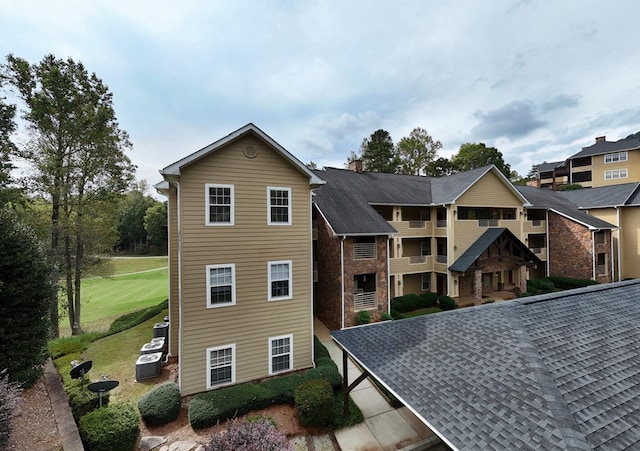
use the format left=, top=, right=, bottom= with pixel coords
left=449, top=228, right=541, bottom=305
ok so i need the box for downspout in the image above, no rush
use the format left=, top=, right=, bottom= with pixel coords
left=340, top=236, right=345, bottom=330
left=176, top=181, right=183, bottom=392
left=591, top=230, right=596, bottom=281
left=610, top=227, right=615, bottom=283
left=545, top=210, right=550, bottom=276
left=386, top=237, right=391, bottom=315
left=616, top=207, right=622, bottom=282
left=309, top=192, right=315, bottom=366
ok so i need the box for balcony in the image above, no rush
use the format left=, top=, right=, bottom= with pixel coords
left=389, top=256, right=432, bottom=274
left=436, top=254, right=447, bottom=264
left=353, top=242, right=376, bottom=259
left=436, top=220, right=447, bottom=228
left=354, top=291, right=377, bottom=310
left=389, top=220, right=433, bottom=237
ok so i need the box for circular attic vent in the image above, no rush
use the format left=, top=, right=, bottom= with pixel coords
left=244, top=145, right=258, bottom=158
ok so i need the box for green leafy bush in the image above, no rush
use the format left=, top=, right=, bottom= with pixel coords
left=294, top=379, right=334, bottom=427
left=538, top=280, right=555, bottom=293
left=391, top=292, right=439, bottom=313
left=390, top=309, right=404, bottom=320
left=79, top=404, right=139, bottom=451
left=68, top=385, right=109, bottom=422
left=420, top=291, right=438, bottom=307
left=108, top=299, right=168, bottom=335
left=380, top=312, right=393, bottom=321
left=547, top=276, right=598, bottom=290
left=137, top=383, right=181, bottom=426
left=438, top=295, right=456, bottom=311
left=355, top=310, right=371, bottom=325
left=314, top=336, right=330, bottom=360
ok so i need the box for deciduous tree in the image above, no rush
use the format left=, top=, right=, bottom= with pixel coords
left=451, top=142, right=511, bottom=178
left=396, top=127, right=442, bottom=175
left=144, top=201, right=168, bottom=255
left=3, top=54, right=135, bottom=336
left=424, top=157, right=455, bottom=177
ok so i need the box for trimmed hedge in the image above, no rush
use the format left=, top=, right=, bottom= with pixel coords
left=294, top=379, right=333, bottom=427
left=189, top=338, right=343, bottom=429
left=356, top=310, right=371, bottom=325
left=68, top=385, right=109, bottom=422
left=79, top=404, right=139, bottom=451
left=547, top=276, right=598, bottom=290
left=391, top=292, right=438, bottom=313
left=438, top=295, right=456, bottom=311
left=138, top=383, right=181, bottom=426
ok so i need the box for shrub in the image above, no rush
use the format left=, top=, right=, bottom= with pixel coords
left=68, top=385, right=109, bottom=421
left=420, top=291, right=438, bottom=307
left=0, top=207, right=54, bottom=387
left=547, top=276, right=598, bottom=290
left=355, top=310, right=371, bottom=325
left=314, top=336, right=330, bottom=361
left=204, top=418, right=292, bottom=451
left=294, top=379, right=334, bottom=427
left=107, top=299, right=168, bottom=335
left=381, top=312, right=393, bottom=321
left=390, top=309, right=404, bottom=320
left=438, top=295, right=456, bottom=311
left=79, top=404, right=139, bottom=451
left=138, top=383, right=181, bottom=426
left=538, top=280, right=555, bottom=293
left=0, top=370, right=22, bottom=449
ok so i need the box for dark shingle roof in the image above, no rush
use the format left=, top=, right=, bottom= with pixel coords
left=331, top=280, right=640, bottom=451
left=517, top=186, right=615, bottom=230
left=536, top=161, right=566, bottom=172
left=569, top=137, right=640, bottom=159
left=560, top=183, right=640, bottom=208
left=449, top=227, right=540, bottom=273
left=312, top=165, right=527, bottom=235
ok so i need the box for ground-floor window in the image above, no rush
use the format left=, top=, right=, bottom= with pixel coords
left=207, top=344, right=235, bottom=388
left=421, top=273, right=431, bottom=291
left=269, top=334, right=292, bottom=374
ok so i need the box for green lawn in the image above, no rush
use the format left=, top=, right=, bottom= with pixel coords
left=401, top=307, right=442, bottom=318
left=83, top=310, right=168, bottom=404
left=59, top=257, right=168, bottom=336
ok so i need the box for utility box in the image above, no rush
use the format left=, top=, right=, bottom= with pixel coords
left=140, top=341, right=164, bottom=355
left=153, top=322, right=169, bottom=339
left=135, top=353, right=162, bottom=381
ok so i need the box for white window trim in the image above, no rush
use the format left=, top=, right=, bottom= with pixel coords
left=206, top=344, right=236, bottom=388
left=604, top=168, right=628, bottom=180
left=205, top=183, right=234, bottom=226
left=268, top=260, right=292, bottom=301
left=604, top=152, right=628, bottom=164
left=268, top=334, right=293, bottom=375
left=267, top=186, right=292, bottom=226
left=206, top=264, right=236, bottom=308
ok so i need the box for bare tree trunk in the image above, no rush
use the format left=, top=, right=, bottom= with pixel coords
left=73, top=199, right=84, bottom=335
left=49, top=194, right=60, bottom=338
left=65, top=234, right=78, bottom=335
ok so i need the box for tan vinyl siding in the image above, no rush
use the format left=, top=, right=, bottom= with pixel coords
left=584, top=150, right=640, bottom=187
left=168, top=186, right=179, bottom=357
left=453, top=220, right=523, bottom=259
left=621, top=207, right=640, bottom=278
left=456, top=171, right=523, bottom=206
left=177, top=136, right=313, bottom=395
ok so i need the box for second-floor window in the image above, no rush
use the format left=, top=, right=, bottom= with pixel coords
left=206, top=264, right=236, bottom=308
left=605, top=152, right=627, bottom=163
left=206, top=184, right=234, bottom=225
left=268, top=187, right=291, bottom=225
left=605, top=169, right=628, bottom=180
left=268, top=261, right=292, bottom=301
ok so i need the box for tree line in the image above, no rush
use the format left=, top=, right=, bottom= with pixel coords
left=348, top=127, right=528, bottom=183
left=0, top=54, right=166, bottom=340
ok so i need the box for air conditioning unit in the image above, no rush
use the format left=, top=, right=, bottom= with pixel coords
left=151, top=337, right=166, bottom=354
left=136, top=352, right=162, bottom=381
left=140, top=341, right=164, bottom=355
left=153, top=322, right=169, bottom=339
left=164, top=315, right=169, bottom=323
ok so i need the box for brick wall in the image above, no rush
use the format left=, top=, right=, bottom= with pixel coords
left=314, top=213, right=343, bottom=330
left=548, top=213, right=598, bottom=280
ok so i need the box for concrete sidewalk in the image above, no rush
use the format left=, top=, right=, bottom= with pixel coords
left=315, top=318, right=441, bottom=451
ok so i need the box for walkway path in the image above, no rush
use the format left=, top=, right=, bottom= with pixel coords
left=315, top=318, right=442, bottom=451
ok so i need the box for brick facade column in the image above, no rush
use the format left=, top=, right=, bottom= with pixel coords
left=519, top=265, right=527, bottom=292
left=474, top=270, right=482, bottom=306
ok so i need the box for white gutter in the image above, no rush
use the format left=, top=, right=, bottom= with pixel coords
left=545, top=209, right=550, bottom=276
left=591, top=230, right=596, bottom=280
left=616, top=207, right=622, bottom=281
left=340, top=237, right=345, bottom=330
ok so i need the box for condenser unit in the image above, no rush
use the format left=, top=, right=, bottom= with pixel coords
left=151, top=337, right=167, bottom=355
left=135, top=352, right=162, bottom=381
left=153, top=322, right=169, bottom=339
left=140, top=341, right=164, bottom=355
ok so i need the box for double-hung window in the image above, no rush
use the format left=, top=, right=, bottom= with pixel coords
left=206, top=184, right=234, bottom=225
left=268, top=260, right=292, bottom=301
left=206, top=264, right=236, bottom=308
left=604, top=152, right=628, bottom=163
left=604, top=168, right=628, bottom=180
left=207, top=344, right=235, bottom=388
left=269, top=334, right=292, bottom=374
left=267, top=187, right=291, bottom=225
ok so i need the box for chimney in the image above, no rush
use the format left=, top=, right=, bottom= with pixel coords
left=595, top=136, right=606, bottom=143
left=349, top=159, right=363, bottom=172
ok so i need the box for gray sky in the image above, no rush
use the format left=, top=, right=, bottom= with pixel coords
left=2, top=1, right=639, bottom=186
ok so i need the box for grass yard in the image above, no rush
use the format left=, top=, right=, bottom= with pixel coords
left=401, top=307, right=442, bottom=318
left=83, top=310, right=168, bottom=404
left=59, top=256, right=168, bottom=336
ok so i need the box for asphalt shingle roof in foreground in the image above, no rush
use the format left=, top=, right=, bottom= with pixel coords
left=331, top=280, right=640, bottom=451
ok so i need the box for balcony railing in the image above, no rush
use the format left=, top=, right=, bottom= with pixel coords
left=353, top=242, right=376, bottom=259
left=531, top=220, right=542, bottom=227
left=409, top=255, right=427, bottom=264
left=436, top=220, right=447, bottom=228
left=478, top=219, right=499, bottom=227
left=354, top=291, right=377, bottom=310
left=436, top=254, right=447, bottom=264
left=408, top=220, right=426, bottom=229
